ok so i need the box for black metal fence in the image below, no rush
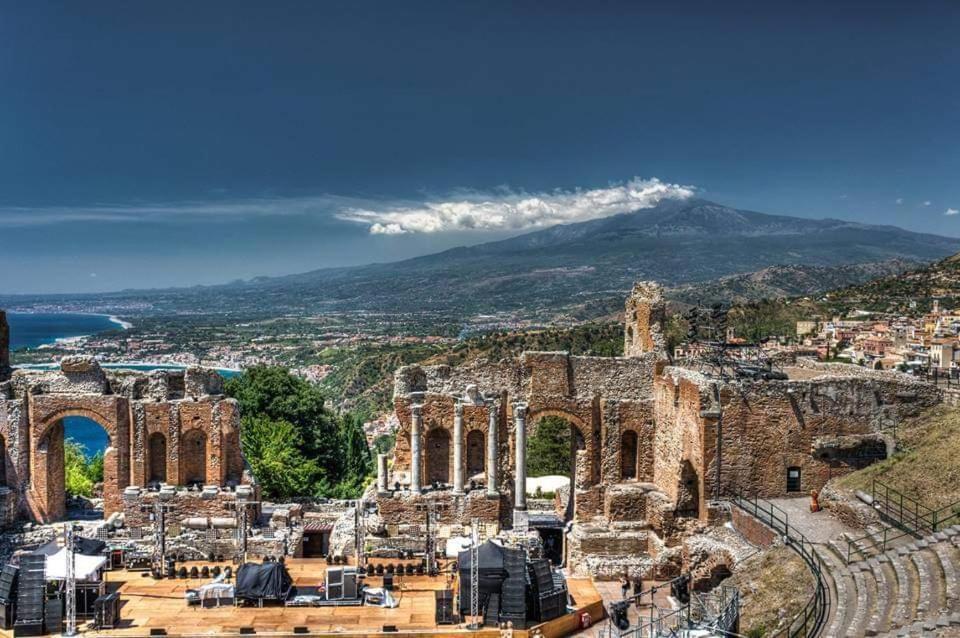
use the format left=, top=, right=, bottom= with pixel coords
left=730, top=492, right=828, bottom=638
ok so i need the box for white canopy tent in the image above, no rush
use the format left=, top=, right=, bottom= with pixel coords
left=36, top=540, right=108, bottom=581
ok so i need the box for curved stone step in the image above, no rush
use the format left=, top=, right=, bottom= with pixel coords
left=933, top=541, right=959, bottom=605
left=847, top=564, right=874, bottom=637
left=816, top=543, right=854, bottom=638
left=889, top=545, right=921, bottom=629
left=913, top=548, right=946, bottom=618
left=866, top=557, right=896, bottom=636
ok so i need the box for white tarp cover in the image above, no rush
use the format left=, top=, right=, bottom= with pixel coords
left=445, top=535, right=472, bottom=558
left=198, top=582, right=235, bottom=602
left=363, top=587, right=398, bottom=608
left=42, top=546, right=107, bottom=581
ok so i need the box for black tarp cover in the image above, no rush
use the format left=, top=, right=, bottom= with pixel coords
left=235, top=562, right=293, bottom=601
left=457, top=540, right=509, bottom=594
left=75, top=537, right=107, bottom=555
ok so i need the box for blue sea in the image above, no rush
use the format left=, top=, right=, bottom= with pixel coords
left=6, top=312, right=239, bottom=456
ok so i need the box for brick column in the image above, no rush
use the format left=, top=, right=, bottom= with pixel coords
left=377, top=454, right=389, bottom=494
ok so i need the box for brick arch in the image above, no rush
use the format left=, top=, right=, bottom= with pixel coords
left=526, top=408, right=589, bottom=438
left=28, top=400, right=130, bottom=523
left=524, top=407, right=595, bottom=517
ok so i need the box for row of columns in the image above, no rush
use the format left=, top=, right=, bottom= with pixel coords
left=388, top=399, right=528, bottom=509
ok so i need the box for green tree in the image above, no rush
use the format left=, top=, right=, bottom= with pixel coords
left=64, top=439, right=95, bottom=497
left=338, top=412, right=372, bottom=488
left=225, top=366, right=342, bottom=481
left=526, top=416, right=572, bottom=477
left=240, top=416, right=322, bottom=500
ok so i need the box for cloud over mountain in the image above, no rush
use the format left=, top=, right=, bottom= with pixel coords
left=335, top=177, right=696, bottom=234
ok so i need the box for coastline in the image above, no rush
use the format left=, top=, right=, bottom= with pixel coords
left=106, top=314, right=134, bottom=330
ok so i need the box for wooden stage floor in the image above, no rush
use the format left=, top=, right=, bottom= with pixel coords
left=25, top=559, right=602, bottom=638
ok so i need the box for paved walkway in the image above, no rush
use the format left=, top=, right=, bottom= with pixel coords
left=767, top=496, right=857, bottom=543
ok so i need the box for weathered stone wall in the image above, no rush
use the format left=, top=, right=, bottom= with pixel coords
left=655, top=364, right=942, bottom=501
left=624, top=280, right=666, bottom=357
left=0, top=356, right=248, bottom=525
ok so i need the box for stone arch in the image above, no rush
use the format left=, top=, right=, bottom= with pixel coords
left=147, top=432, right=167, bottom=484
left=621, top=430, right=638, bottom=480
left=181, top=429, right=207, bottom=486
left=425, top=427, right=451, bottom=485
left=526, top=409, right=591, bottom=521
left=31, top=407, right=121, bottom=523
left=466, top=429, right=485, bottom=479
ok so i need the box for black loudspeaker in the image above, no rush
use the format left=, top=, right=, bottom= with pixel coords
left=671, top=575, right=691, bottom=604
left=611, top=602, right=630, bottom=631
left=435, top=590, right=456, bottom=625
left=95, top=592, right=120, bottom=629
left=44, top=599, right=62, bottom=635
left=293, top=627, right=309, bottom=634
left=239, top=628, right=256, bottom=635
left=382, top=574, right=394, bottom=591
left=0, top=564, right=18, bottom=603
left=382, top=625, right=398, bottom=633
left=149, top=629, right=167, bottom=636
left=12, top=621, right=43, bottom=637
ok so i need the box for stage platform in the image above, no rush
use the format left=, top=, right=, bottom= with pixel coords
left=0, top=558, right=602, bottom=638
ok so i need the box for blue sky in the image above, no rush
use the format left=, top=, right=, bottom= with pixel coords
left=1, top=0, right=958, bottom=294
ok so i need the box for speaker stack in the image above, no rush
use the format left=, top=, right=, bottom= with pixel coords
left=497, top=546, right=527, bottom=629
left=13, top=553, right=44, bottom=637
left=0, top=563, right=18, bottom=629
left=434, top=589, right=456, bottom=625
left=94, top=592, right=121, bottom=630
left=526, top=558, right=567, bottom=623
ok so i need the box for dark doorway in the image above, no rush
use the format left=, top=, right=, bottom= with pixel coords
left=303, top=531, right=330, bottom=558
left=466, top=430, right=484, bottom=479
left=621, top=430, right=638, bottom=480
left=537, top=527, right=564, bottom=565
left=786, top=466, right=802, bottom=492
left=147, top=432, right=167, bottom=484
left=426, top=428, right=450, bottom=485
left=182, top=430, right=207, bottom=486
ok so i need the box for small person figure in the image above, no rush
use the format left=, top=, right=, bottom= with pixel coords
left=620, top=576, right=630, bottom=600
left=810, top=489, right=821, bottom=513
left=633, top=578, right=642, bottom=608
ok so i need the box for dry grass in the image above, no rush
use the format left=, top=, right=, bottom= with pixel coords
left=835, top=404, right=960, bottom=511
left=725, top=546, right=814, bottom=638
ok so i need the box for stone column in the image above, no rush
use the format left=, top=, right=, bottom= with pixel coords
left=410, top=404, right=423, bottom=494
left=513, top=402, right=528, bottom=511
left=452, top=401, right=465, bottom=495
left=486, top=400, right=499, bottom=497
left=377, top=454, right=389, bottom=494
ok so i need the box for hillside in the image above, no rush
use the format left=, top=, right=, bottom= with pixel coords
left=823, top=252, right=960, bottom=315
left=667, top=259, right=919, bottom=306
left=5, top=199, right=958, bottom=322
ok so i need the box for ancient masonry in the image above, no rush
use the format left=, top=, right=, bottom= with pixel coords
left=378, top=282, right=942, bottom=576
left=0, top=310, right=251, bottom=527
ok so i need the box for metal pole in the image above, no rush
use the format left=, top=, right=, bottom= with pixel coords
left=64, top=524, right=77, bottom=636
left=468, top=518, right=479, bottom=630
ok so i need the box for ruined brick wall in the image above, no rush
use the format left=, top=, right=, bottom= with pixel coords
left=0, top=357, right=248, bottom=525
left=651, top=371, right=707, bottom=515
left=624, top=281, right=666, bottom=358
left=655, top=364, right=942, bottom=502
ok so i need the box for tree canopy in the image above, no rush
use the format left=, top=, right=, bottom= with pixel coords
left=225, top=366, right=373, bottom=500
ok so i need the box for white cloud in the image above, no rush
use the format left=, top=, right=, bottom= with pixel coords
left=895, top=198, right=903, bottom=204
left=946, top=208, right=959, bottom=216
left=924, top=200, right=932, bottom=206
left=0, top=177, right=696, bottom=234
left=336, top=177, right=696, bottom=234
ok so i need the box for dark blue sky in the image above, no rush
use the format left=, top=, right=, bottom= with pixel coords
left=1, top=1, right=958, bottom=293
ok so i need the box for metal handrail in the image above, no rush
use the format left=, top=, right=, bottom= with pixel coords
left=731, top=491, right=828, bottom=638
left=872, top=478, right=960, bottom=535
